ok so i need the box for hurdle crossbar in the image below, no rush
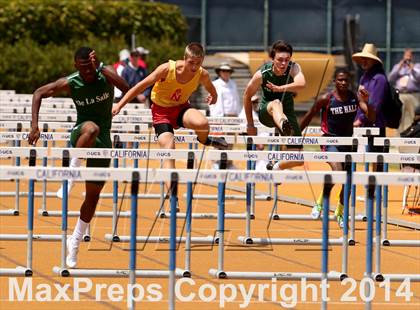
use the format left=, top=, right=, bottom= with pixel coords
left=3, top=147, right=419, bottom=165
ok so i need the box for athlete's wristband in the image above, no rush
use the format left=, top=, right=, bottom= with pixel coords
left=97, top=62, right=105, bottom=73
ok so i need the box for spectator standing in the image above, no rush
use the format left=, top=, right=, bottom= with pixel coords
left=210, top=62, right=242, bottom=117
left=121, top=50, right=149, bottom=103
left=352, top=43, right=388, bottom=154
left=388, top=48, right=420, bottom=133
left=210, top=62, right=242, bottom=169
left=136, top=46, right=150, bottom=70
left=113, top=49, right=130, bottom=101
left=113, top=49, right=130, bottom=73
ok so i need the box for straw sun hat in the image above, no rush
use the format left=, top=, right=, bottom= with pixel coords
left=215, top=62, right=234, bottom=74
left=352, top=43, right=383, bottom=65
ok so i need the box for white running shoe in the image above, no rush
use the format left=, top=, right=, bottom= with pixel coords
left=56, top=180, right=74, bottom=199
left=212, top=162, right=220, bottom=170
left=311, top=204, right=322, bottom=219
left=269, top=161, right=281, bottom=170
left=66, top=236, right=79, bottom=268
left=256, top=160, right=268, bottom=171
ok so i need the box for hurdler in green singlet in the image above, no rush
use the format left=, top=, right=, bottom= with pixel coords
left=67, top=71, right=114, bottom=167
left=258, top=61, right=302, bottom=137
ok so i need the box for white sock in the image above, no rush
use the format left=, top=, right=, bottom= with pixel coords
left=67, top=158, right=81, bottom=188
left=70, top=158, right=81, bottom=168
left=71, top=218, right=89, bottom=243
left=273, top=161, right=282, bottom=170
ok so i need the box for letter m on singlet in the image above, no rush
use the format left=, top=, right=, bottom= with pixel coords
left=170, top=88, right=182, bottom=101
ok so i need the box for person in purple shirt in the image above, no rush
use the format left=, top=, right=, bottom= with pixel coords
left=388, top=48, right=420, bottom=133
left=352, top=43, right=388, bottom=154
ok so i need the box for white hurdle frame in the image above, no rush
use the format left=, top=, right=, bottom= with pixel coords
left=0, top=147, right=47, bottom=216
left=370, top=138, right=420, bottom=248
left=352, top=173, right=420, bottom=284
left=0, top=166, right=359, bottom=279
left=210, top=171, right=419, bottom=285
left=210, top=172, right=346, bottom=282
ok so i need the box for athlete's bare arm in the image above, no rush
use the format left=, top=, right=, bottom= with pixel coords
left=199, top=69, right=218, bottom=104
left=89, top=50, right=129, bottom=94
left=101, top=66, right=129, bottom=94
left=357, top=88, right=376, bottom=122
left=300, top=94, right=329, bottom=131
left=29, top=78, right=71, bottom=145
left=113, top=62, right=169, bottom=116
left=244, top=70, right=263, bottom=135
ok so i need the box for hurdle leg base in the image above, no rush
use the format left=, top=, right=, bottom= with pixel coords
left=250, top=214, right=255, bottom=220
left=243, top=237, right=254, bottom=245
left=238, top=236, right=254, bottom=245
left=158, top=209, right=187, bottom=218
left=382, top=239, right=390, bottom=246
left=83, top=235, right=91, bottom=242
left=41, top=211, right=49, bottom=216
left=13, top=210, right=19, bottom=216
left=362, top=215, right=367, bottom=222
left=340, top=273, right=348, bottom=281
left=182, top=270, right=192, bottom=278
left=272, top=214, right=280, bottom=220
left=374, top=273, right=385, bottom=282
left=266, top=196, right=272, bottom=201
left=348, top=239, right=356, bottom=246
left=209, top=269, right=227, bottom=279
left=52, top=267, right=71, bottom=277
left=112, top=235, right=121, bottom=242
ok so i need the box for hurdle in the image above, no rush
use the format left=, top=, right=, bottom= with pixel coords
left=1, top=132, right=264, bottom=218
left=0, top=94, right=147, bottom=110
left=372, top=138, right=420, bottom=247
left=0, top=150, right=36, bottom=276
left=234, top=135, right=369, bottom=241
left=5, top=145, right=418, bottom=242
left=0, top=123, right=23, bottom=216
left=209, top=171, right=346, bottom=281
left=238, top=151, right=420, bottom=245
left=235, top=140, right=363, bottom=248
left=0, top=120, right=149, bottom=132
left=209, top=171, right=420, bottom=283
left=0, top=106, right=207, bottom=119
left=0, top=147, right=47, bottom=217
left=105, top=151, right=216, bottom=248
left=0, top=166, right=196, bottom=281
left=2, top=166, right=292, bottom=279
left=1, top=128, right=401, bottom=213
left=353, top=173, right=420, bottom=285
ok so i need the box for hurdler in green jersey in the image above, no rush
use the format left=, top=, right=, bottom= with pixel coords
left=244, top=40, right=306, bottom=171
left=259, top=60, right=301, bottom=137
left=28, top=47, right=129, bottom=269
left=67, top=70, right=114, bottom=165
